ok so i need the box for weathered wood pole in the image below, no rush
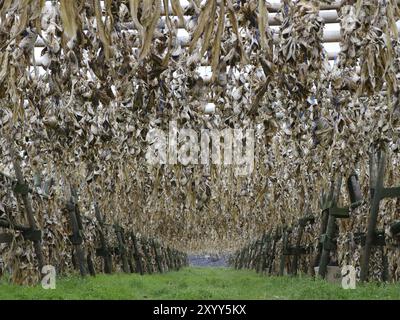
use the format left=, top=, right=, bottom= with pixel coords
left=292, top=224, right=304, bottom=276
left=360, top=150, right=385, bottom=282
left=259, top=233, right=271, bottom=273
left=143, top=238, right=154, bottom=273
left=94, top=203, right=112, bottom=274
left=152, top=239, right=164, bottom=273
left=114, top=225, right=130, bottom=273
left=267, top=228, right=280, bottom=274
left=131, top=232, right=144, bottom=275
left=279, top=227, right=289, bottom=276
left=66, top=197, right=87, bottom=277
left=318, top=178, right=341, bottom=278
left=9, top=142, right=45, bottom=271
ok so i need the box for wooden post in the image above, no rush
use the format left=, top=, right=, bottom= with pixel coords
left=318, top=178, right=342, bottom=278
left=244, top=245, right=250, bottom=269
left=167, top=247, right=174, bottom=270
left=171, top=249, right=178, bottom=270
left=152, top=239, right=164, bottom=273
left=165, top=247, right=172, bottom=269
left=279, top=227, right=289, bottom=276
left=314, top=183, right=335, bottom=273
left=235, top=249, right=240, bottom=269
left=94, top=203, right=112, bottom=274
left=248, top=242, right=254, bottom=269
left=249, top=243, right=255, bottom=269
left=131, top=232, right=144, bottom=275
left=318, top=211, right=336, bottom=277
left=292, top=215, right=314, bottom=276
left=259, top=233, right=271, bottom=273
left=239, top=245, right=247, bottom=269
left=172, top=248, right=178, bottom=270
left=381, top=245, right=389, bottom=282
left=159, top=245, right=168, bottom=272
left=255, top=237, right=263, bottom=272
left=142, top=238, right=154, bottom=273
left=313, top=208, right=330, bottom=269
left=360, top=150, right=400, bottom=281
left=268, top=228, right=281, bottom=274
left=360, top=150, right=384, bottom=282
left=9, top=142, right=44, bottom=271
left=66, top=196, right=88, bottom=277
left=347, top=172, right=362, bottom=207
left=233, top=251, right=238, bottom=269
left=114, top=225, right=130, bottom=273
left=87, top=251, right=96, bottom=276
left=292, top=224, right=305, bottom=276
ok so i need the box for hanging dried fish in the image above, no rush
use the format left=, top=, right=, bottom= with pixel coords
left=60, top=0, right=78, bottom=40
left=0, top=0, right=399, bottom=285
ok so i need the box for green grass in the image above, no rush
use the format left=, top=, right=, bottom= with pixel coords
left=0, top=267, right=399, bottom=300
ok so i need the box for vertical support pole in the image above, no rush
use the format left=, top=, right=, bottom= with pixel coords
left=66, top=196, right=87, bottom=277
left=87, top=251, right=96, bottom=276
left=360, top=150, right=385, bottom=282
left=166, top=247, right=173, bottom=271
left=292, top=224, right=304, bottom=276
left=235, top=250, right=241, bottom=269
left=279, top=227, right=288, bottom=276
left=381, top=246, right=389, bottom=282
left=168, top=248, right=174, bottom=270
left=260, top=233, right=271, bottom=273
left=152, top=239, right=164, bottom=273
left=249, top=242, right=255, bottom=269
left=268, top=228, right=280, bottom=275
left=172, top=249, right=178, bottom=270
left=253, top=241, right=258, bottom=271
left=143, top=238, right=154, bottom=274
left=162, top=246, right=170, bottom=272
left=314, top=182, right=335, bottom=273
left=131, top=232, right=144, bottom=275
left=9, top=142, right=44, bottom=271
left=246, top=245, right=251, bottom=269
left=318, top=213, right=335, bottom=277
left=114, top=225, right=130, bottom=273
left=236, top=249, right=241, bottom=269
left=251, top=243, right=256, bottom=269
left=238, top=247, right=245, bottom=269
left=313, top=208, right=330, bottom=270
left=243, top=244, right=250, bottom=269
left=240, top=245, right=247, bottom=269
left=292, top=215, right=314, bottom=276
left=94, top=203, right=112, bottom=274
left=160, top=245, right=168, bottom=272
left=318, top=177, right=341, bottom=278
left=172, top=250, right=177, bottom=270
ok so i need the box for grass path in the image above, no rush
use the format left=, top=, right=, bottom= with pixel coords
left=0, top=267, right=399, bottom=300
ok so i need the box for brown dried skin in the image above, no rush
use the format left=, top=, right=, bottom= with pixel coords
left=336, top=0, right=400, bottom=97
left=275, top=1, right=326, bottom=101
